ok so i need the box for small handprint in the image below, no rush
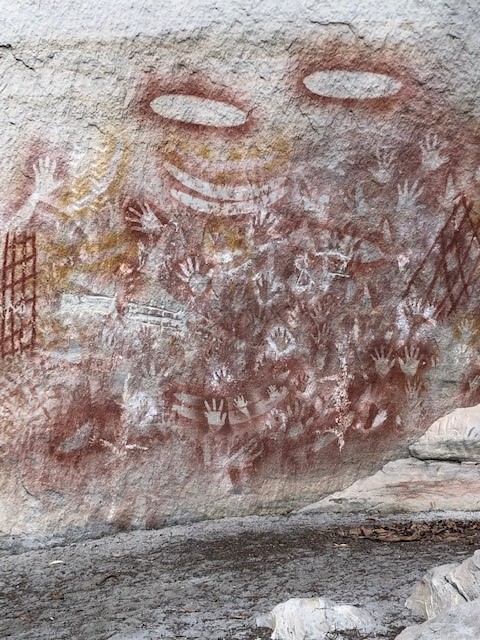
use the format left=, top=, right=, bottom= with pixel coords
left=212, top=365, right=231, bottom=385
left=32, top=156, right=63, bottom=204
left=312, top=321, right=330, bottom=346
left=267, top=326, right=296, bottom=359
left=250, top=208, right=278, bottom=234
left=405, top=377, right=423, bottom=404
left=267, top=385, right=287, bottom=401
left=398, top=345, right=421, bottom=378
left=125, top=202, right=165, bottom=235
left=458, top=318, right=476, bottom=345
left=307, top=303, right=324, bottom=326
left=177, top=256, right=211, bottom=294
left=295, top=372, right=310, bottom=393
left=396, top=180, right=424, bottom=214
left=254, top=271, right=281, bottom=306
left=371, top=147, right=396, bottom=184
left=233, top=395, right=250, bottom=417
left=405, top=296, right=436, bottom=321
left=420, top=133, right=448, bottom=171
left=371, top=347, right=395, bottom=377
left=285, top=400, right=315, bottom=437
left=204, top=398, right=227, bottom=429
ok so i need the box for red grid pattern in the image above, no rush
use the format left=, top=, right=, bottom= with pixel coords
left=1, top=231, right=37, bottom=358
left=405, top=197, right=480, bottom=318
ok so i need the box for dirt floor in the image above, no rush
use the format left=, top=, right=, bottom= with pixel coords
left=1, top=512, right=479, bottom=640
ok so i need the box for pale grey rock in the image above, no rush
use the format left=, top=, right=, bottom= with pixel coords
left=256, top=597, right=375, bottom=640
left=405, top=563, right=467, bottom=619
left=409, top=405, right=480, bottom=462
left=406, top=550, right=480, bottom=621
left=395, top=599, right=480, bottom=639
left=448, top=550, right=480, bottom=601
left=299, top=458, right=480, bottom=514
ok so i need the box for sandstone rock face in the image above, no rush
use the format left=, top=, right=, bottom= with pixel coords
left=256, top=597, right=375, bottom=640
left=409, top=405, right=480, bottom=462
left=1, top=1, right=480, bottom=542
left=395, top=599, right=480, bottom=640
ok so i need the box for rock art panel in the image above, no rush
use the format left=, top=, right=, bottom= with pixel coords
left=1, top=9, right=480, bottom=538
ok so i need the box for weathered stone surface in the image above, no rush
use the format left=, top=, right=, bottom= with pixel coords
left=405, top=550, right=480, bottom=620
left=299, top=457, right=480, bottom=514
left=256, top=597, right=375, bottom=640
left=448, top=550, right=480, bottom=601
left=409, top=405, right=480, bottom=462
left=2, top=1, right=480, bottom=542
left=405, top=563, right=467, bottom=619
left=395, top=599, right=480, bottom=640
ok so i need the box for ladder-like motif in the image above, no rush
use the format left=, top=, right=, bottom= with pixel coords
left=0, top=231, right=37, bottom=358
left=405, top=197, right=480, bottom=318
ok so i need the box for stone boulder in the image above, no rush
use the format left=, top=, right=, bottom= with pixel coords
left=395, top=598, right=480, bottom=639
left=256, top=597, right=375, bottom=640
left=405, top=563, right=468, bottom=619
left=409, top=405, right=480, bottom=462
left=448, top=550, right=480, bottom=601
left=406, top=550, right=480, bottom=619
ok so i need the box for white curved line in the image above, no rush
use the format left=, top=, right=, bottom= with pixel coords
left=164, top=161, right=286, bottom=202
left=170, top=186, right=287, bottom=215
left=303, top=70, right=402, bottom=100
left=150, top=94, right=248, bottom=128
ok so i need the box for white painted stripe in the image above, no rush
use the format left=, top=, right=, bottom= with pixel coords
left=303, top=70, right=402, bottom=100
left=150, top=94, right=248, bottom=128
left=170, top=186, right=287, bottom=215
left=164, top=161, right=286, bottom=202
left=60, top=293, right=116, bottom=315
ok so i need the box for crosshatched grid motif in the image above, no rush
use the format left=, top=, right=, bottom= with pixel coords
left=405, top=197, right=480, bottom=319
left=0, top=231, right=37, bottom=358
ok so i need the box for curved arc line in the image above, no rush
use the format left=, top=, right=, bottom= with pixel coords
left=164, top=161, right=286, bottom=202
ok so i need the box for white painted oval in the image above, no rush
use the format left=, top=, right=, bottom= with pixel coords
left=303, top=70, right=402, bottom=100
left=150, top=94, right=248, bottom=127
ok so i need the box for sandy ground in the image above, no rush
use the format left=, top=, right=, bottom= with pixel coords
left=1, top=512, right=479, bottom=640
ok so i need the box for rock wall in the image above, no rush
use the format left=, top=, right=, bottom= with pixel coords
left=1, top=1, right=480, bottom=543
